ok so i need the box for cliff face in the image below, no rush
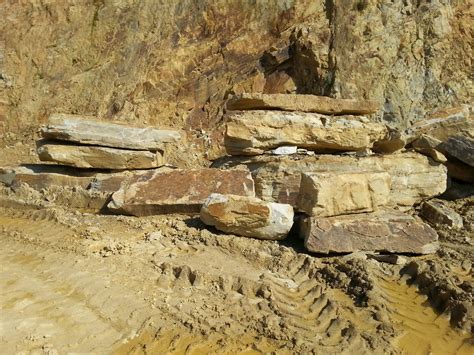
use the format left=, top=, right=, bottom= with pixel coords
left=0, top=0, right=471, bottom=157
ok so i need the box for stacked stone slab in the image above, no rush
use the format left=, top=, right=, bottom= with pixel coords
left=213, top=93, right=445, bottom=252
left=37, top=113, right=181, bottom=169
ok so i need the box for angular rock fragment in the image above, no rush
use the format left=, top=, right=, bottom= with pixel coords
left=200, top=194, right=293, bottom=240
left=421, top=200, right=463, bottom=229
left=41, top=114, right=181, bottom=150
left=445, top=160, right=474, bottom=183
left=439, top=135, right=474, bottom=167
left=225, top=110, right=388, bottom=155
left=37, top=143, right=164, bottom=169
left=108, top=168, right=255, bottom=215
left=217, top=153, right=446, bottom=209
left=300, top=212, right=439, bottom=254
left=226, top=93, right=379, bottom=115
left=297, top=171, right=391, bottom=216
left=411, top=134, right=447, bottom=163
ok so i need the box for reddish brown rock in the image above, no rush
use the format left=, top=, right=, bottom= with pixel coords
left=226, top=93, right=379, bottom=115
left=108, top=169, right=255, bottom=215
left=300, top=212, right=439, bottom=254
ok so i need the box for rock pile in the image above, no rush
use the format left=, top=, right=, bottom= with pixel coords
left=204, top=93, right=465, bottom=254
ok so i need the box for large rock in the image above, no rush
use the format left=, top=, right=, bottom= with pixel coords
left=297, top=171, right=391, bottom=217
left=215, top=152, right=447, bottom=210
left=445, top=160, right=474, bottom=184
left=226, top=93, right=379, bottom=115
left=41, top=114, right=181, bottom=150
left=200, top=193, right=293, bottom=240
left=421, top=200, right=463, bottom=230
left=225, top=110, right=388, bottom=155
left=37, top=143, right=164, bottom=169
left=439, top=135, right=474, bottom=167
left=300, top=212, right=439, bottom=254
left=108, top=169, right=255, bottom=215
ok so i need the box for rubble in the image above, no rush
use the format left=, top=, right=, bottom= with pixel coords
left=421, top=199, right=464, bottom=229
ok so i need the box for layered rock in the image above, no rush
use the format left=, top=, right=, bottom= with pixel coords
left=226, top=93, right=379, bottom=115
left=225, top=111, right=388, bottom=155
left=108, top=169, right=255, bottom=215
left=218, top=153, right=446, bottom=209
left=200, top=194, right=293, bottom=240
left=297, top=171, right=391, bottom=217
left=439, top=135, right=474, bottom=167
left=421, top=200, right=463, bottom=230
left=37, top=143, right=164, bottom=169
left=300, top=212, right=439, bottom=254
left=41, top=114, right=181, bottom=150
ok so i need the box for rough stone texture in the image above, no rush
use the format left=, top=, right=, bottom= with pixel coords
left=37, top=143, right=164, bottom=169
left=406, top=105, right=473, bottom=143
left=421, top=199, right=463, bottom=229
left=108, top=169, right=255, bottom=216
left=439, top=135, right=474, bottom=167
left=0, top=165, right=130, bottom=192
left=200, top=193, right=293, bottom=240
left=226, top=93, right=379, bottom=115
left=215, top=152, right=447, bottom=209
left=41, top=114, right=180, bottom=150
left=445, top=160, right=474, bottom=184
left=297, top=171, right=391, bottom=216
left=225, top=110, right=388, bottom=155
left=300, top=212, right=439, bottom=254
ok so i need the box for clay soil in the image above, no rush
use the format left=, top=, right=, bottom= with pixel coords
left=0, top=144, right=473, bottom=354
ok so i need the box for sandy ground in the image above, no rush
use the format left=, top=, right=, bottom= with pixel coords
left=0, top=144, right=473, bottom=354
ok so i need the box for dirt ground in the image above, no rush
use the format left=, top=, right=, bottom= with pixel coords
left=0, top=143, right=473, bottom=354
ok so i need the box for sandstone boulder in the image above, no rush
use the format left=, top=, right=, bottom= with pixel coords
left=225, top=110, right=388, bottom=155
left=220, top=153, right=446, bottom=209
left=421, top=200, right=463, bottom=230
left=226, top=93, right=379, bottom=115
left=41, top=114, right=181, bottom=150
left=200, top=194, right=293, bottom=240
left=297, top=171, right=391, bottom=217
left=37, top=143, right=164, bottom=169
left=300, top=212, right=439, bottom=254
left=108, top=169, right=255, bottom=215
left=439, top=135, right=474, bottom=167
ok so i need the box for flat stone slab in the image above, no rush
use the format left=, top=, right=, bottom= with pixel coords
left=200, top=194, right=293, bottom=240
left=37, top=143, right=164, bottom=169
left=226, top=93, right=379, bottom=115
left=300, top=212, right=439, bottom=254
left=108, top=169, right=255, bottom=215
left=216, top=152, right=447, bottom=210
left=225, top=110, right=388, bottom=155
left=297, top=171, right=391, bottom=217
left=41, top=114, right=181, bottom=150
left=421, top=200, right=463, bottom=229
left=439, top=135, right=474, bottom=167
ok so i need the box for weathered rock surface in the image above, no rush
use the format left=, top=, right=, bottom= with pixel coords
left=300, top=212, right=439, bottom=254
left=439, top=135, right=474, bottom=167
left=0, top=165, right=130, bottom=192
left=217, top=152, right=447, bottom=209
left=41, top=114, right=181, bottom=150
left=226, top=93, right=379, bottom=115
left=444, top=160, right=474, bottom=184
left=200, top=193, right=293, bottom=240
left=297, top=171, right=391, bottom=217
left=108, top=169, right=255, bottom=215
left=225, top=111, right=388, bottom=155
left=37, top=143, right=164, bottom=169
left=421, top=200, right=463, bottom=230
left=410, top=135, right=447, bottom=163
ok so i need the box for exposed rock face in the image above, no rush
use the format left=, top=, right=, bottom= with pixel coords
left=300, top=212, right=439, bottom=254
left=440, top=136, right=474, bottom=167
left=220, top=152, right=446, bottom=209
left=37, top=143, right=164, bottom=169
left=225, top=111, right=387, bottom=155
left=297, top=171, right=391, bottom=216
left=421, top=199, right=463, bottom=230
left=444, top=160, right=474, bottom=184
left=41, top=114, right=181, bottom=150
left=108, top=168, right=255, bottom=215
left=200, top=193, right=293, bottom=240
left=226, top=93, right=379, bottom=115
